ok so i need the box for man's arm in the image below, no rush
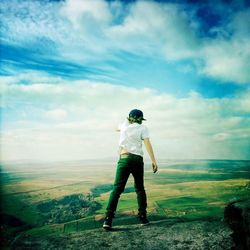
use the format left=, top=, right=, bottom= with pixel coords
left=144, top=138, right=158, bottom=173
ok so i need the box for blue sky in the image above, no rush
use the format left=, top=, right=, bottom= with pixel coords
left=0, top=0, right=250, bottom=161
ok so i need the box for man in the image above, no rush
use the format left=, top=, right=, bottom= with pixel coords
left=103, top=109, right=158, bottom=230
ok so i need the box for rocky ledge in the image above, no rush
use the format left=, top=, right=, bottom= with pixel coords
left=224, top=199, right=250, bottom=250
left=12, top=218, right=232, bottom=250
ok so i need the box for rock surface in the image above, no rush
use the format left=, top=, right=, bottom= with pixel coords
left=224, top=199, right=250, bottom=250
left=12, top=219, right=233, bottom=250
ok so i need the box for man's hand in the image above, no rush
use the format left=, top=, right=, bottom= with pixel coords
left=152, top=162, right=158, bottom=173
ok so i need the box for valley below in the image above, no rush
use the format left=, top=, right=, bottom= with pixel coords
left=1, top=159, right=249, bottom=249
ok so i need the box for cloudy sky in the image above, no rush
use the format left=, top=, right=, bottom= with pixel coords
left=1, top=0, right=250, bottom=162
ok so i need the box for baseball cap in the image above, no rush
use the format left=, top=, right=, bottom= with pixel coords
left=129, top=109, right=146, bottom=120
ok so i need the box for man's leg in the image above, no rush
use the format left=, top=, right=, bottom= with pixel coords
left=131, top=158, right=147, bottom=216
left=106, top=158, right=130, bottom=217
left=131, top=158, right=149, bottom=225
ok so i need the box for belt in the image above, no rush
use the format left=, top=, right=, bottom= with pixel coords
left=120, top=154, right=129, bottom=159
left=120, top=153, right=142, bottom=159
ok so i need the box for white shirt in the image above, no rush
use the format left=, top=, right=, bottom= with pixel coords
left=118, top=120, right=149, bottom=157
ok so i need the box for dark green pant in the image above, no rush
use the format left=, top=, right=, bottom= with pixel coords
left=106, top=154, right=147, bottom=217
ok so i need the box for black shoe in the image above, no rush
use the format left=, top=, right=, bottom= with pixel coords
left=138, top=214, right=149, bottom=226
left=103, top=216, right=113, bottom=230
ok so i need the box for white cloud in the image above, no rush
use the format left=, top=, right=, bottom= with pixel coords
left=62, top=0, right=249, bottom=84
left=106, top=1, right=250, bottom=84
left=45, top=109, right=68, bottom=120
left=1, top=0, right=64, bottom=45
left=1, top=75, right=250, bottom=162
left=106, top=1, right=199, bottom=59
left=60, top=0, right=112, bottom=29
left=2, top=0, right=249, bottom=84
left=213, top=132, right=230, bottom=141
left=0, top=2, right=250, bottom=162
left=201, top=37, right=250, bottom=84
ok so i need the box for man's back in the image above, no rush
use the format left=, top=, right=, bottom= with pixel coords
left=119, top=121, right=149, bottom=156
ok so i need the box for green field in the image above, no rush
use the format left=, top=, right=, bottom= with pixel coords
left=1, top=159, right=249, bottom=247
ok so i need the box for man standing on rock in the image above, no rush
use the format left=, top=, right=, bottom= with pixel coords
left=103, top=109, right=158, bottom=230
